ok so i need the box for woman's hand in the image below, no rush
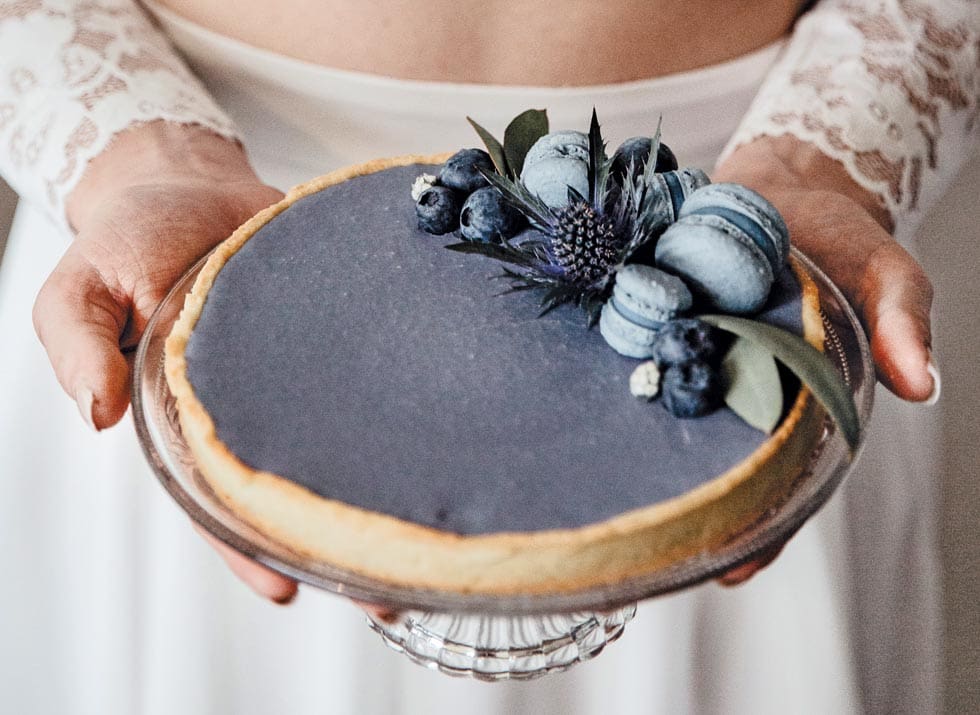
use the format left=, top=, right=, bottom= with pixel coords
left=712, top=134, right=938, bottom=586
left=32, top=121, right=299, bottom=604
left=716, top=135, right=937, bottom=402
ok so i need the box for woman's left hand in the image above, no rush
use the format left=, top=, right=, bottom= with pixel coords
left=711, top=134, right=938, bottom=585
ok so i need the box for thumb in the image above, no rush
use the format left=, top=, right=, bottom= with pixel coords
left=855, top=243, right=937, bottom=403
left=33, top=248, right=131, bottom=430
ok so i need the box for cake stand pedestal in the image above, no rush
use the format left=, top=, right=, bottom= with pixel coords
left=132, top=249, right=873, bottom=681
left=366, top=607, right=636, bottom=681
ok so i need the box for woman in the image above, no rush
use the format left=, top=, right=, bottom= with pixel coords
left=0, top=1, right=975, bottom=712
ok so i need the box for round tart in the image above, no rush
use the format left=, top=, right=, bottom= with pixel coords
left=164, top=155, right=825, bottom=595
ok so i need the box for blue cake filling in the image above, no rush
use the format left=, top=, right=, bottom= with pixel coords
left=186, top=164, right=804, bottom=536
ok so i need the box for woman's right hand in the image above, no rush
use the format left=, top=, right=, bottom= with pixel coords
left=32, top=120, right=301, bottom=604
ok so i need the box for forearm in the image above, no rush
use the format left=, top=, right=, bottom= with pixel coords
left=0, top=0, right=238, bottom=233
left=720, top=0, right=980, bottom=242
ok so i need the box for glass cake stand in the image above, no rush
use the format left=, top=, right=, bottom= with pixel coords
left=132, top=248, right=874, bottom=681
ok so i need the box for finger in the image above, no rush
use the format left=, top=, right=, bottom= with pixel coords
left=32, top=248, right=131, bottom=430
left=717, top=542, right=785, bottom=587
left=858, top=243, right=936, bottom=402
left=353, top=599, right=402, bottom=623
left=779, top=193, right=936, bottom=403
left=194, top=524, right=299, bottom=604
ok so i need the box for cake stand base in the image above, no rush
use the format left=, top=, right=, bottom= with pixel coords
left=366, top=605, right=637, bottom=681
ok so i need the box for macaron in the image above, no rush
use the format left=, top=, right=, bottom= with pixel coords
left=615, top=167, right=712, bottom=245
left=522, top=130, right=590, bottom=167
left=654, top=211, right=775, bottom=315
left=599, top=264, right=693, bottom=358
left=678, top=183, right=789, bottom=271
left=521, top=131, right=590, bottom=208
left=655, top=167, right=712, bottom=223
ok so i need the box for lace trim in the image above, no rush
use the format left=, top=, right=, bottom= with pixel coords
left=0, top=0, right=239, bottom=233
left=721, top=0, right=980, bottom=241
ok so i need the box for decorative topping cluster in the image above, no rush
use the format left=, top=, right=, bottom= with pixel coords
left=410, top=110, right=860, bottom=445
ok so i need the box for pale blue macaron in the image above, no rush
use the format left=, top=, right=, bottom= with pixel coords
left=621, top=167, right=712, bottom=239
left=677, top=182, right=790, bottom=272
left=523, top=130, right=590, bottom=167
left=521, top=130, right=590, bottom=208
left=656, top=167, right=712, bottom=222
left=599, top=264, right=693, bottom=358
left=654, top=212, right=774, bottom=314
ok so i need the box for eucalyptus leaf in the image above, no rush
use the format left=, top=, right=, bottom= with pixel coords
left=700, top=314, right=860, bottom=454
left=467, top=117, right=509, bottom=176
left=503, top=109, right=549, bottom=178
left=722, top=336, right=783, bottom=434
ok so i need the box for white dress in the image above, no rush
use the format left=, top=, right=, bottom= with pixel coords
left=1, top=6, right=970, bottom=713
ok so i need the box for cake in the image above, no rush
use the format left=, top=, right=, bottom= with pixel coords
left=164, top=113, right=844, bottom=595
left=164, top=138, right=832, bottom=595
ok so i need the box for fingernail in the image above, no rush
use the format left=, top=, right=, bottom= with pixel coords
left=75, top=386, right=99, bottom=431
left=925, top=352, right=941, bottom=406
left=273, top=590, right=298, bottom=606
left=373, top=608, right=401, bottom=624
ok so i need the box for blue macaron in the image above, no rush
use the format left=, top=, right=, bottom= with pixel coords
left=520, top=131, right=590, bottom=208
left=678, top=183, right=789, bottom=271
left=621, top=167, right=712, bottom=240
left=654, top=183, right=789, bottom=315
left=656, top=167, right=712, bottom=222
left=599, top=264, right=693, bottom=358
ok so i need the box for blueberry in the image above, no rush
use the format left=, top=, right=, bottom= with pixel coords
left=416, top=186, right=462, bottom=235
left=651, top=318, right=723, bottom=368
left=655, top=142, right=679, bottom=173
left=439, top=149, right=495, bottom=193
left=610, top=137, right=679, bottom=184
left=661, top=361, right=724, bottom=418
left=459, top=187, right=525, bottom=242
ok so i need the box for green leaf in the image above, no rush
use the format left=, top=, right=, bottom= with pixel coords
left=467, top=117, right=509, bottom=176
left=700, top=314, right=860, bottom=454
left=503, top=109, right=549, bottom=178
left=721, top=336, right=783, bottom=434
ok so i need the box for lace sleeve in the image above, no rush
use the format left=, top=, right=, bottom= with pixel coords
left=720, top=0, right=980, bottom=243
left=0, top=0, right=238, bottom=233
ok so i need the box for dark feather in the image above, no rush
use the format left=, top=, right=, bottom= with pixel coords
left=587, top=108, right=610, bottom=209
left=479, top=168, right=556, bottom=231
left=538, top=283, right=581, bottom=316
left=444, top=239, right=542, bottom=269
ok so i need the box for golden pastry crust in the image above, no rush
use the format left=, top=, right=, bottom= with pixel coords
left=165, top=154, right=826, bottom=595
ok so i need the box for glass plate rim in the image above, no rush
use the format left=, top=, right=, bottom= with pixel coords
left=131, top=247, right=874, bottom=614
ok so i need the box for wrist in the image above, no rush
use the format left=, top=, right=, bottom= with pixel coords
left=715, top=135, right=893, bottom=233
left=67, top=120, right=256, bottom=231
